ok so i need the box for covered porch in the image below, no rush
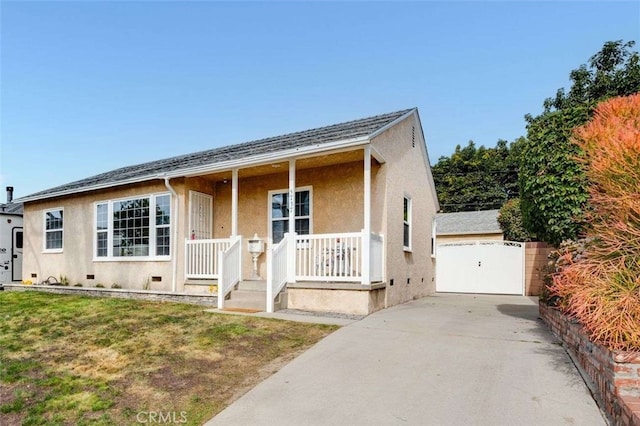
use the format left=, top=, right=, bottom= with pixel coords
left=179, top=145, right=386, bottom=313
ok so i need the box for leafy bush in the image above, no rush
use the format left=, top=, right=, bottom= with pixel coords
left=111, top=283, right=121, bottom=289
left=497, top=198, right=532, bottom=241
left=541, top=239, right=591, bottom=306
left=549, top=94, right=640, bottom=351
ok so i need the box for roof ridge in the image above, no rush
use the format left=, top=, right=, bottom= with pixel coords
left=147, top=107, right=415, bottom=164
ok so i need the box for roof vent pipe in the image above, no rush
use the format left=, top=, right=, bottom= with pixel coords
left=6, top=186, right=13, bottom=203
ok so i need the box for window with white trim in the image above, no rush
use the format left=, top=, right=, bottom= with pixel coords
left=269, top=188, right=311, bottom=243
left=403, top=196, right=412, bottom=250
left=44, top=208, right=64, bottom=252
left=95, top=193, right=171, bottom=259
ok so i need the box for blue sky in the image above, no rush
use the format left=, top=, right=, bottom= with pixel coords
left=1, top=1, right=638, bottom=199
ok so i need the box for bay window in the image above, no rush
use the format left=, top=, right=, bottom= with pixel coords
left=95, top=193, right=171, bottom=260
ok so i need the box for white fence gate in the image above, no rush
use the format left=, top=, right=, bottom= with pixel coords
left=436, top=241, right=524, bottom=295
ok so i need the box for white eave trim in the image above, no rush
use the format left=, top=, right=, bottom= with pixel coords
left=17, top=135, right=374, bottom=203
left=166, top=135, right=371, bottom=178
left=367, top=108, right=416, bottom=140
left=436, top=230, right=503, bottom=236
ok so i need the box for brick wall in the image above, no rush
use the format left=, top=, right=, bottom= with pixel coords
left=525, top=242, right=553, bottom=296
left=3, top=284, right=218, bottom=307
left=539, top=303, right=640, bottom=425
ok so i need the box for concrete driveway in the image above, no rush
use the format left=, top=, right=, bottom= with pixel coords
left=208, top=294, right=605, bottom=425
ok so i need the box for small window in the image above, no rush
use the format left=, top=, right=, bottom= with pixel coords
left=15, top=231, right=23, bottom=249
left=403, top=197, right=411, bottom=251
left=44, top=208, right=64, bottom=252
left=431, top=218, right=437, bottom=258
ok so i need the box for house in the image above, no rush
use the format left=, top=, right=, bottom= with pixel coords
left=16, top=108, right=439, bottom=315
left=0, top=187, right=24, bottom=284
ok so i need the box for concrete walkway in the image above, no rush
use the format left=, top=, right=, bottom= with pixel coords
left=207, top=294, right=606, bottom=426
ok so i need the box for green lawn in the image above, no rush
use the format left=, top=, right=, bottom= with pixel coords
left=0, top=291, right=338, bottom=425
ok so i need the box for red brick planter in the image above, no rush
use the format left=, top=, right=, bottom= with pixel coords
left=539, top=303, right=640, bottom=425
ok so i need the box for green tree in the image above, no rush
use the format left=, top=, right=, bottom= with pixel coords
left=432, top=139, right=520, bottom=212
left=519, top=40, right=640, bottom=246
left=497, top=198, right=532, bottom=242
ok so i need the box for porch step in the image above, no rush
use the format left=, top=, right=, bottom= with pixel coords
left=236, top=280, right=266, bottom=291
left=224, top=283, right=287, bottom=312
left=225, top=289, right=266, bottom=311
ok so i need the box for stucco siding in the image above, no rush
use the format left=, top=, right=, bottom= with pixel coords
left=23, top=181, right=175, bottom=290
left=371, top=113, right=438, bottom=306
left=287, top=287, right=384, bottom=316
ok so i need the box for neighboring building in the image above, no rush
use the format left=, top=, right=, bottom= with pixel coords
left=16, top=109, right=439, bottom=314
left=435, top=210, right=503, bottom=245
left=1, top=187, right=24, bottom=283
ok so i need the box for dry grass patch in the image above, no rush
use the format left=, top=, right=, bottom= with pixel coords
left=0, top=292, right=338, bottom=425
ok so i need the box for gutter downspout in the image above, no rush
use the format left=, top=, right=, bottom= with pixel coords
left=163, top=177, right=179, bottom=293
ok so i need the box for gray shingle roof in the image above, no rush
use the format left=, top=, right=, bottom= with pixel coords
left=0, top=202, right=23, bottom=215
left=19, top=108, right=414, bottom=202
left=436, top=210, right=502, bottom=235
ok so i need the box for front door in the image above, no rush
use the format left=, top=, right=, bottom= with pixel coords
left=12, top=227, right=23, bottom=281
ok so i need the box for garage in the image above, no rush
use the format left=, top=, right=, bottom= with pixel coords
left=435, top=240, right=525, bottom=295
left=434, top=210, right=525, bottom=295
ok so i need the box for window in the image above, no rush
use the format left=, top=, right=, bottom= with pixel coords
left=44, top=208, right=63, bottom=252
left=403, top=196, right=412, bottom=251
left=269, top=188, right=311, bottom=243
left=95, top=194, right=171, bottom=260
left=15, top=231, right=23, bottom=249
left=96, top=203, right=109, bottom=257
left=431, top=218, right=437, bottom=258
left=155, top=195, right=171, bottom=256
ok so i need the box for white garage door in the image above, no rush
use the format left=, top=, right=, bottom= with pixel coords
left=436, top=241, right=524, bottom=295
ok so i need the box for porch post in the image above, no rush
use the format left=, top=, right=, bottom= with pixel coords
left=362, top=146, right=372, bottom=285
left=288, top=159, right=297, bottom=283
left=231, top=168, right=238, bottom=237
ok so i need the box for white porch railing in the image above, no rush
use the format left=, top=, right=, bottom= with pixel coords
left=266, top=234, right=289, bottom=313
left=217, top=236, right=242, bottom=309
left=185, top=238, right=231, bottom=279
left=293, top=231, right=383, bottom=283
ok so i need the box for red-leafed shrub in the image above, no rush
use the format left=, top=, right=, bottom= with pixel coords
left=550, top=93, right=640, bottom=351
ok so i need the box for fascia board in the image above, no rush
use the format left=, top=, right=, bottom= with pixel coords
left=436, top=231, right=503, bottom=236
left=166, top=135, right=371, bottom=178
left=367, top=109, right=416, bottom=140
left=16, top=176, right=163, bottom=203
